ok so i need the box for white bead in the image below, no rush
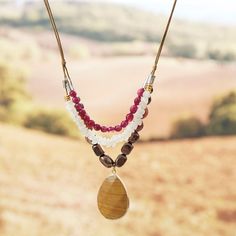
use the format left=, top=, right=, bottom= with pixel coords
left=92, top=139, right=97, bottom=145
left=140, top=101, right=147, bottom=108
left=81, top=128, right=87, bottom=135
left=133, top=119, right=140, bottom=127
left=122, top=129, right=129, bottom=137
left=137, top=109, right=144, bottom=116
left=141, top=97, right=148, bottom=104
left=101, top=137, right=105, bottom=145
left=119, top=132, right=126, bottom=141
left=110, top=135, right=116, bottom=143
left=138, top=119, right=143, bottom=126
left=143, top=91, right=150, bottom=98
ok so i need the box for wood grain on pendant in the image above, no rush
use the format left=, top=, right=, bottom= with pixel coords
left=97, top=174, right=129, bottom=220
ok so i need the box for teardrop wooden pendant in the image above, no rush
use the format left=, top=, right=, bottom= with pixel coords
left=97, top=174, right=129, bottom=220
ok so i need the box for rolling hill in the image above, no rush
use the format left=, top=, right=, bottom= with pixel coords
left=0, top=1, right=236, bottom=59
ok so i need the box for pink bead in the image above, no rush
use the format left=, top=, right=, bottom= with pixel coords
left=80, top=103, right=84, bottom=109
left=121, top=120, right=128, bottom=128
left=107, top=127, right=114, bottom=132
left=69, top=90, right=77, bottom=97
left=94, top=124, right=101, bottom=131
left=79, top=109, right=86, bottom=118
left=134, top=97, right=141, bottom=105
left=75, top=103, right=84, bottom=111
left=130, top=105, right=138, bottom=114
left=126, top=113, right=134, bottom=122
left=72, top=97, right=80, bottom=104
left=115, top=125, right=122, bottom=132
left=137, top=88, right=144, bottom=97
left=101, top=126, right=108, bottom=132
left=83, top=115, right=90, bottom=124
left=88, top=120, right=95, bottom=128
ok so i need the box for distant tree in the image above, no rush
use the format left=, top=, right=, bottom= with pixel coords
left=206, top=50, right=236, bottom=62
left=0, top=62, right=29, bottom=121
left=23, top=108, right=79, bottom=138
left=222, top=52, right=236, bottom=62
left=170, top=116, right=205, bottom=139
left=206, top=49, right=222, bottom=61
left=0, top=62, right=29, bottom=109
left=207, top=91, right=236, bottom=135
left=169, top=43, right=197, bottom=58
left=209, top=91, right=236, bottom=119
left=0, top=62, right=79, bottom=138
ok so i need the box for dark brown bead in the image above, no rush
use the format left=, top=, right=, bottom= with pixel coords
left=136, top=122, right=144, bottom=132
left=115, top=154, right=127, bottom=167
left=99, top=155, right=114, bottom=168
left=92, top=144, right=105, bottom=157
left=142, top=108, right=149, bottom=119
left=148, top=97, right=152, bottom=105
left=128, top=131, right=140, bottom=143
left=121, top=142, right=133, bottom=155
left=85, top=137, right=93, bottom=145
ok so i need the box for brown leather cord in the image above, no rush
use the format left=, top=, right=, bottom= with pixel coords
left=44, top=0, right=73, bottom=89
left=43, top=0, right=177, bottom=79
left=151, top=0, right=177, bottom=76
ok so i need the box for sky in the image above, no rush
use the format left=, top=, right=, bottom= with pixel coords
left=78, top=0, right=236, bottom=26
left=14, top=0, right=236, bottom=25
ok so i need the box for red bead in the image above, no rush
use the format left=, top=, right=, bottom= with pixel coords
left=136, top=122, right=144, bottom=132
left=75, top=103, right=84, bottom=111
left=130, top=105, right=138, bottom=114
left=115, top=125, right=122, bottom=132
left=142, top=108, right=149, bottom=119
left=101, top=126, right=108, bottom=132
left=92, top=144, right=104, bottom=157
left=72, top=97, right=80, bottom=104
left=115, top=154, right=127, bottom=167
left=94, top=124, right=101, bottom=131
left=79, top=109, right=86, bottom=118
left=137, top=88, right=144, bottom=97
left=83, top=115, right=90, bottom=124
left=134, top=97, right=141, bottom=105
left=128, top=131, right=140, bottom=143
left=69, top=90, right=77, bottom=97
left=108, top=127, right=115, bottom=132
left=99, top=155, right=114, bottom=168
left=88, top=120, right=95, bottom=128
left=126, top=113, right=134, bottom=122
left=121, top=142, right=134, bottom=155
left=121, top=120, right=128, bottom=128
left=75, top=104, right=80, bottom=111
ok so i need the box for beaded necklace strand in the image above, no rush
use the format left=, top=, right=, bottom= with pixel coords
left=44, top=0, right=177, bottom=220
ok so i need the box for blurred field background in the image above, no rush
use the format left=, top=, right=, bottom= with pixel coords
left=0, top=1, right=236, bottom=236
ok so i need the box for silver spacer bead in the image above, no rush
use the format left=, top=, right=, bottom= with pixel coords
left=143, top=74, right=156, bottom=88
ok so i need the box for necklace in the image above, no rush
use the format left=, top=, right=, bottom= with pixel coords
left=44, top=0, right=177, bottom=220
